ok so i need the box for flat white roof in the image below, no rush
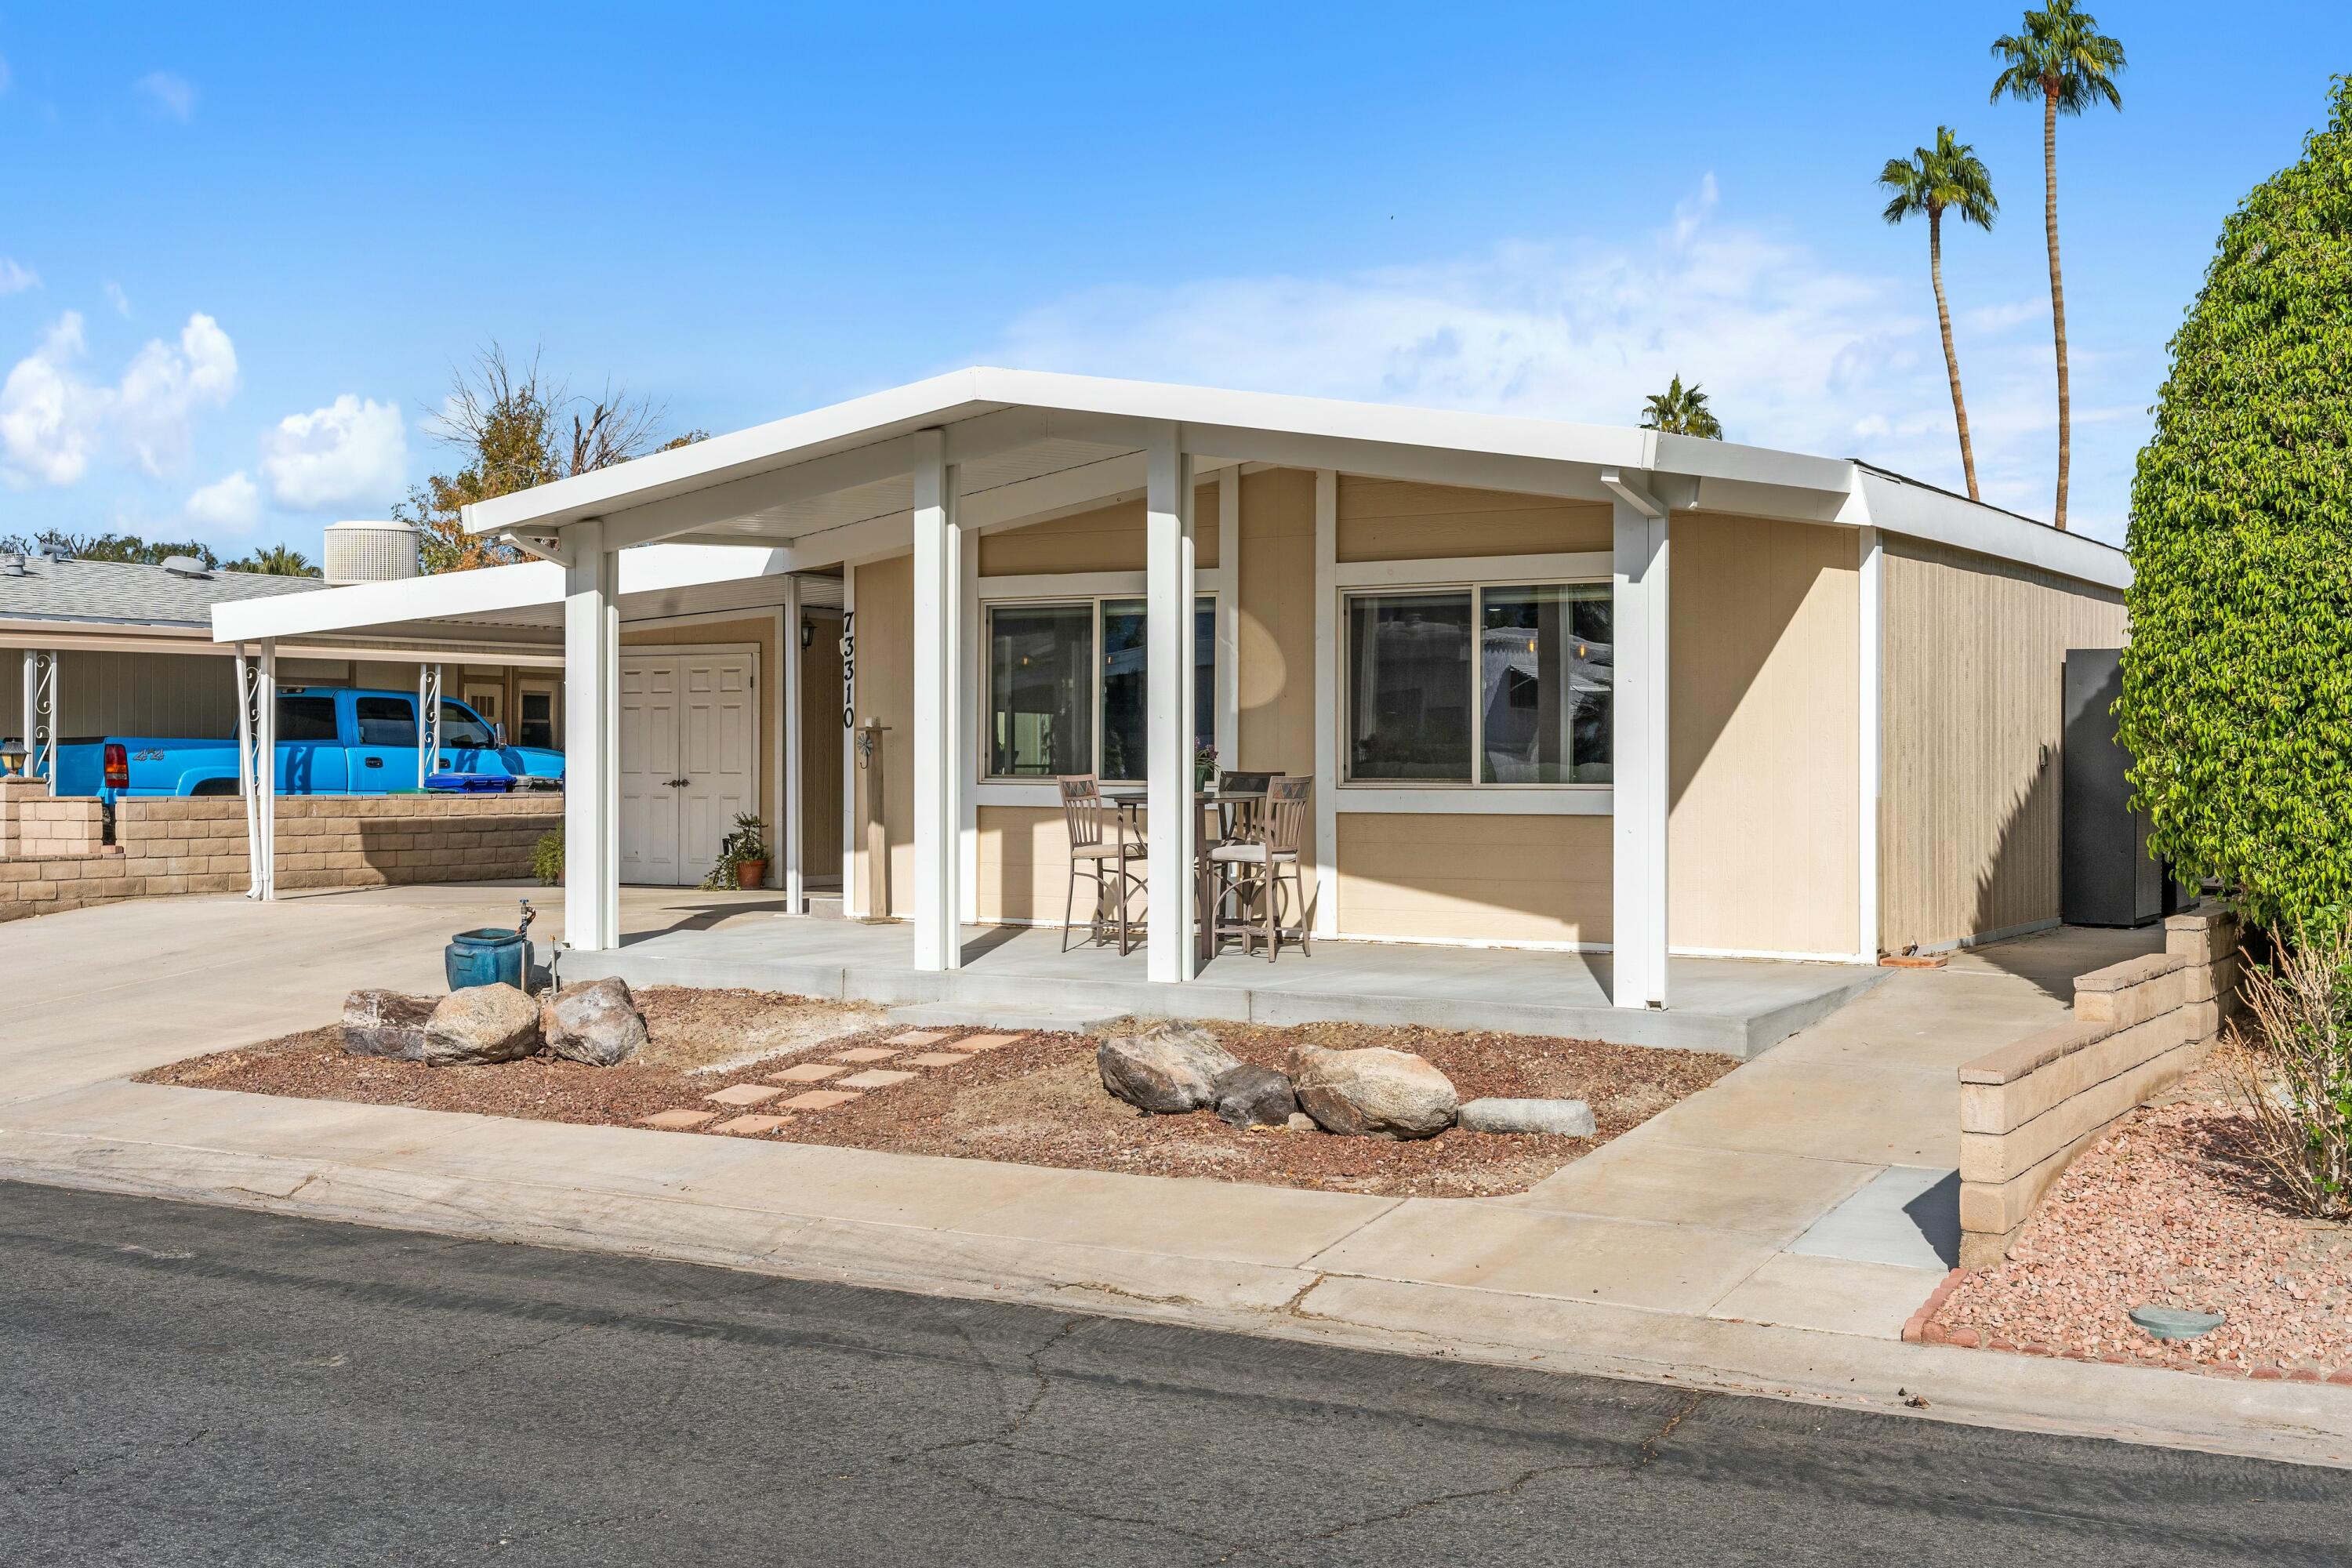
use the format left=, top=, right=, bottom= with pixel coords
left=219, top=368, right=2127, bottom=644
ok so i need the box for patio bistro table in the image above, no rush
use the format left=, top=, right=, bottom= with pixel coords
left=1099, top=786, right=1269, bottom=964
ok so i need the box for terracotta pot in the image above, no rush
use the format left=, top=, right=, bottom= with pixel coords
left=735, top=858, right=768, bottom=889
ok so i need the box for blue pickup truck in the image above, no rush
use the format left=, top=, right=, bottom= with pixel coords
left=51, top=688, right=566, bottom=802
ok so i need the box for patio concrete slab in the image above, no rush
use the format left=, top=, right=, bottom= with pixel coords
left=560, top=914, right=1882, bottom=1058
left=1708, top=1252, right=1948, bottom=1339
left=1786, top=1164, right=1961, bottom=1272
left=1511, top=1138, right=1880, bottom=1241
left=1306, top=1200, right=1784, bottom=1314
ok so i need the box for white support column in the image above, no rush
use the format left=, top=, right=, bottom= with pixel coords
left=781, top=575, right=804, bottom=913
left=234, top=644, right=263, bottom=898
left=564, top=517, right=622, bottom=952
left=958, top=506, right=982, bottom=927
left=1310, top=470, right=1338, bottom=938
left=255, top=639, right=278, bottom=901
left=22, top=648, right=57, bottom=787
left=910, top=429, right=963, bottom=971
left=1215, top=465, right=1240, bottom=768
left=1604, top=470, right=1670, bottom=1009
left=1856, top=527, right=1882, bottom=964
left=417, top=662, right=443, bottom=786
left=1145, top=423, right=1197, bottom=985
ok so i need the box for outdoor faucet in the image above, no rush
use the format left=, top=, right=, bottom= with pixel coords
left=517, top=898, right=536, bottom=939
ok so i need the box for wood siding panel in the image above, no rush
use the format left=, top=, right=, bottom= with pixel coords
left=1337, top=812, right=1610, bottom=943
left=1668, top=515, right=1860, bottom=956
left=1335, top=477, right=1610, bottom=563
left=849, top=554, right=915, bottom=916
left=1878, top=537, right=2127, bottom=953
left=2, top=649, right=244, bottom=741
left=975, top=483, right=1219, bottom=577
left=800, top=608, right=844, bottom=877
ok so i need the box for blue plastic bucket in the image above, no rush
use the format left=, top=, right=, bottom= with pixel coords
left=445, top=927, right=529, bottom=992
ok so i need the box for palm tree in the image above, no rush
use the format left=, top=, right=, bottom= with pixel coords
left=226, top=543, right=319, bottom=577
left=1991, top=1, right=2125, bottom=531
left=1639, top=375, right=1723, bottom=439
left=1878, top=128, right=1998, bottom=500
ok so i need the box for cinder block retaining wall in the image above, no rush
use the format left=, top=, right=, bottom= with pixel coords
left=0, top=779, right=105, bottom=858
left=0, top=792, right=561, bottom=924
left=1957, top=904, right=2244, bottom=1267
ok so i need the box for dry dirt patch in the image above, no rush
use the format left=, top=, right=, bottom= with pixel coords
left=1930, top=1055, right=2352, bottom=1379
left=140, top=992, right=1734, bottom=1199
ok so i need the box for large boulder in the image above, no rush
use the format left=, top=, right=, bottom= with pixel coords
left=540, top=976, right=649, bottom=1066
left=1098, top=1022, right=1240, bottom=1113
left=1458, top=1097, right=1596, bottom=1137
left=1287, top=1044, right=1458, bottom=1140
left=342, top=989, right=435, bottom=1060
left=1210, top=1063, right=1298, bottom=1129
left=421, top=984, right=542, bottom=1066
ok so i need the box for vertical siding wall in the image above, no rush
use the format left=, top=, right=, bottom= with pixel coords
left=0, top=648, right=242, bottom=740
left=849, top=554, right=916, bottom=916
left=1668, top=514, right=1860, bottom=956
left=1878, top=536, right=2127, bottom=953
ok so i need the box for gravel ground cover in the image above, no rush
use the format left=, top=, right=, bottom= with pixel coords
left=1929, top=1057, right=2352, bottom=1380
left=138, top=993, right=1735, bottom=1199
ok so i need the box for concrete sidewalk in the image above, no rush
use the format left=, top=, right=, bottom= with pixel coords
left=2, top=891, right=2343, bottom=1469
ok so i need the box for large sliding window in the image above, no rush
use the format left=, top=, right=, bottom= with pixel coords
left=986, top=596, right=1214, bottom=781
left=1345, top=582, right=1611, bottom=786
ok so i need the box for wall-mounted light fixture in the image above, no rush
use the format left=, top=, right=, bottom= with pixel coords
left=800, top=615, right=815, bottom=650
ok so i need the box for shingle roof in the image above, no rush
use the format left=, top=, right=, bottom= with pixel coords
left=0, top=554, right=328, bottom=629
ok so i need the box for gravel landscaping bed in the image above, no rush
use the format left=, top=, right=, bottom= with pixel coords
left=1928, top=1057, right=2352, bottom=1380
left=138, top=991, right=1734, bottom=1199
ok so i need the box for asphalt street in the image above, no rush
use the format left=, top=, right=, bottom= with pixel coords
left=2, top=1181, right=2343, bottom=1566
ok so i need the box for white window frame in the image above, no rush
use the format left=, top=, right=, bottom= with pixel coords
left=975, top=578, right=1224, bottom=793
left=1337, top=553, right=1613, bottom=815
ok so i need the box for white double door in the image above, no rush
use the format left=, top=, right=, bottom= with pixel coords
left=619, top=647, right=758, bottom=885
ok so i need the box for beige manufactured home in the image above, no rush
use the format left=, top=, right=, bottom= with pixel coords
left=217, top=370, right=2127, bottom=1039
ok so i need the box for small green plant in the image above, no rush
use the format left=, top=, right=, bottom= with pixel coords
left=2230, top=910, right=2352, bottom=1218
left=531, top=826, right=564, bottom=887
left=701, top=812, right=770, bottom=890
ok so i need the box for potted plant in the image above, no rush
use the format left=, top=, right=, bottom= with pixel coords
left=1195, top=740, right=1218, bottom=792
left=702, top=812, right=770, bottom=890
left=532, top=826, right=564, bottom=886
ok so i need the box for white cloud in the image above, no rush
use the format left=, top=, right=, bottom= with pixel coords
left=0, top=258, right=36, bottom=295
left=103, top=281, right=131, bottom=318
left=0, top=310, right=240, bottom=488
left=978, top=181, right=2143, bottom=542
left=136, top=71, right=195, bottom=122
left=258, top=394, right=407, bottom=510
left=186, top=469, right=260, bottom=529
left=115, top=312, right=238, bottom=477
left=0, top=314, right=105, bottom=485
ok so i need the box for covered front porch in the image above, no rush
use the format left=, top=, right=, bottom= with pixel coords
left=558, top=909, right=1879, bottom=1058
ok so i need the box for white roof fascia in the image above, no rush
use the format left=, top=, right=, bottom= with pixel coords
left=209, top=543, right=792, bottom=643
left=1849, top=469, right=2130, bottom=592
left=462, top=368, right=1859, bottom=539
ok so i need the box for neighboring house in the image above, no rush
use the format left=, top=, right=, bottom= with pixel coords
left=216, top=368, right=2129, bottom=1015
left=0, top=530, right=565, bottom=772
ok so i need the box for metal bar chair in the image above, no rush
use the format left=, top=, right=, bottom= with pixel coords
left=1209, top=774, right=1313, bottom=961
left=1058, top=774, right=1146, bottom=955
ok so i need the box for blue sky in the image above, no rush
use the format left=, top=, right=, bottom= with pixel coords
left=2, top=2, right=2347, bottom=554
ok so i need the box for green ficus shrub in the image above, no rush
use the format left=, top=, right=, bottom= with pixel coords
left=2118, top=75, right=2352, bottom=936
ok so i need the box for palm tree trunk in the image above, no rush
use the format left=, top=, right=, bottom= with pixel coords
left=1928, top=208, right=1980, bottom=501
left=2044, top=83, right=2070, bottom=531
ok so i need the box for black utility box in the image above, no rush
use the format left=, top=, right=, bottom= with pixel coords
left=2061, top=648, right=2178, bottom=927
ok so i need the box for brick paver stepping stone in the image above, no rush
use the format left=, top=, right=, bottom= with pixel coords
left=705, top=1083, right=786, bottom=1106
left=906, top=1052, right=973, bottom=1067
left=952, top=1033, right=1026, bottom=1051
left=638, top=1109, right=718, bottom=1130
left=836, top=1069, right=916, bottom=1089
left=779, top=1088, right=861, bottom=1110
left=887, top=1029, right=949, bottom=1047
left=712, top=1114, right=791, bottom=1136
left=768, top=1062, right=848, bottom=1083
left=830, top=1047, right=900, bottom=1063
